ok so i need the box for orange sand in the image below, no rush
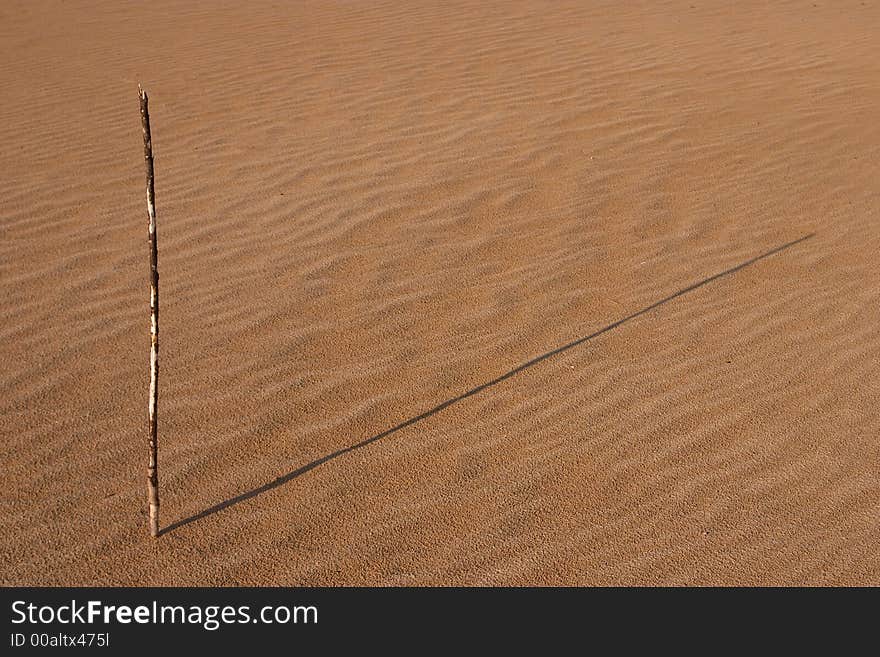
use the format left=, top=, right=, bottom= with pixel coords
left=1, top=1, right=879, bottom=585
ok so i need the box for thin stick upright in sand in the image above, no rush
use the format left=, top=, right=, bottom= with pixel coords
left=139, top=85, right=160, bottom=537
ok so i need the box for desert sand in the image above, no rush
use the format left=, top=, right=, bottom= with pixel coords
left=1, top=1, right=878, bottom=586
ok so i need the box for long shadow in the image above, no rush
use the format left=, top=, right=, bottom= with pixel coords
left=161, top=233, right=814, bottom=535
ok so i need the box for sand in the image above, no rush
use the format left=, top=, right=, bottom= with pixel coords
left=1, top=0, right=878, bottom=586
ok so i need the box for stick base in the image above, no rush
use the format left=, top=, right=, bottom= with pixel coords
left=149, top=503, right=159, bottom=537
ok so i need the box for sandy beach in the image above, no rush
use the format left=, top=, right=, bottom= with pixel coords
left=1, top=0, right=878, bottom=585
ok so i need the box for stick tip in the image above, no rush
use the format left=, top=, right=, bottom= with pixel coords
left=138, top=83, right=147, bottom=101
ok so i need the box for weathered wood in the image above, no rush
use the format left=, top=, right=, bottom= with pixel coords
left=139, top=85, right=160, bottom=537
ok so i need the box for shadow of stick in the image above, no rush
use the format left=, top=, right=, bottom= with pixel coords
left=161, top=233, right=815, bottom=535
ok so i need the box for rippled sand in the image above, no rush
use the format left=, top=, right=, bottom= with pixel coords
left=2, top=0, right=879, bottom=585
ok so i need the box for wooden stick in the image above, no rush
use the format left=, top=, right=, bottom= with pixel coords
left=139, top=85, right=160, bottom=537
